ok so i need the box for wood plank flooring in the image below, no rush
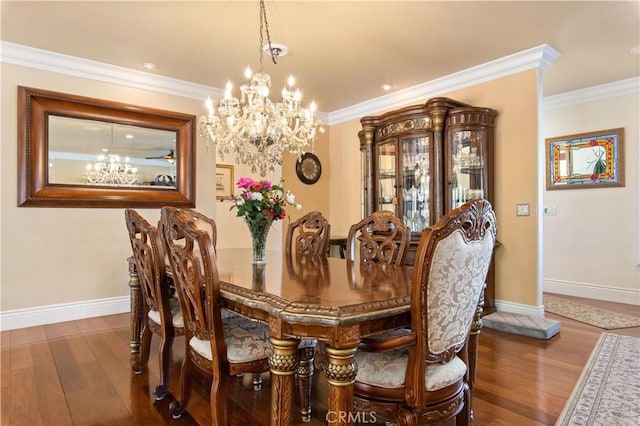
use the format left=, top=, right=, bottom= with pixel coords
left=1, top=293, right=638, bottom=425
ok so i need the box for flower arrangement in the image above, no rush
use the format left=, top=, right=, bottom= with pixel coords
left=230, top=176, right=302, bottom=223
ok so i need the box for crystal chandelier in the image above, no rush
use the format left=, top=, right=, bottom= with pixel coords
left=199, top=0, right=322, bottom=177
left=84, top=125, right=139, bottom=185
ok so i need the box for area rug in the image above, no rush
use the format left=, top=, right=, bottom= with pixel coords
left=544, top=294, right=640, bottom=329
left=556, top=332, right=640, bottom=425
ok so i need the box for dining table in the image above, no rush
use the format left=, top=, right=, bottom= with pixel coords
left=127, top=248, right=414, bottom=426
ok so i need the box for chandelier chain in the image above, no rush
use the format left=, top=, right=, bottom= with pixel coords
left=259, top=0, right=277, bottom=68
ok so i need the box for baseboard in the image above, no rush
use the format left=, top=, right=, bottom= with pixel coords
left=543, top=279, right=640, bottom=306
left=0, top=296, right=130, bottom=331
left=494, top=299, right=544, bottom=317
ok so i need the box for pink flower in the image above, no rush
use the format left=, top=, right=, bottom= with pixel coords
left=236, top=177, right=255, bottom=189
left=589, top=139, right=598, bottom=146
left=591, top=173, right=599, bottom=180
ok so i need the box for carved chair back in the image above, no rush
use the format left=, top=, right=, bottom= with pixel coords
left=285, top=211, right=331, bottom=257
left=406, top=198, right=496, bottom=408
left=124, top=208, right=183, bottom=399
left=352, top=199, right=496, bottom=425
left=160, top=206, right=225, bottom=361
left=346, top=210, right=410, bottom=265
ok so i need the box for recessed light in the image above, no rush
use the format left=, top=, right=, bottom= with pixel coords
left=125, top=134, right=134, bottom=139
left=382, top=84, right=393, bottom=91
left=143, top=62, right=158, bottom=70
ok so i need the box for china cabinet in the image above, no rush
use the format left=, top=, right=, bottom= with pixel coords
left=358, top=97, right=497, bottom=313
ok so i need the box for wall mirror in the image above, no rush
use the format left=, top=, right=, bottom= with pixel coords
left=545, top=128, right=624, bottom=190
left=18, top=86, right=196, bottom=207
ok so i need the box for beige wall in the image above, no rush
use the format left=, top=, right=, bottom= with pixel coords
left=543, top=93, right=639, bottom=303
left=1, top=63, right=218, bottom=311
left=1, top=61, right=333, bottom=313
left=329, top=70, right=541, bottom=307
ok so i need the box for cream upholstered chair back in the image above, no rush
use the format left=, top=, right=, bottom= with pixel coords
left=406, top=198, right=496, bottom=405
left=346, top=210, right=410, bottom=265
left=285, top=211, right=331, bottom=257
left=352, top=199, right=496, bottom=426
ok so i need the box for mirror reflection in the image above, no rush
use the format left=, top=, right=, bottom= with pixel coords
left=48, top=116, right=177, bottom=187
left=546, top=128, right=624, bottom=190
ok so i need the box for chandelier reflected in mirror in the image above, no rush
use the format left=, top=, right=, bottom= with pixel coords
left=84, top=125, right=139, bottom=186
left=199, top=0, right=322, bottom=177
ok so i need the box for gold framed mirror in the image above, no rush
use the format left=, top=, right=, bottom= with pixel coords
left=18, top=86, right=196, bottom=207
left=545, top=128, right=625, bottom=190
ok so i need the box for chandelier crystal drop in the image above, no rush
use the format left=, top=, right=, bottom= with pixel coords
left=198, top=0, right=322, bottom=177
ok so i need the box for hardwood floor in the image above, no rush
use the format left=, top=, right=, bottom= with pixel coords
left=2, top=294, right=638, bottom=425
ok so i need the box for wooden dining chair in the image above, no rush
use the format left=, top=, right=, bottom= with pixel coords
left=285, top=210, right=331, bottom=257
left=352, top=199, right=497, bottom=425
left=124, top=208, right=184, bottom=401
left=160, top=206, right=272, bottom=424
left=346, top=210, right=411, bottom=265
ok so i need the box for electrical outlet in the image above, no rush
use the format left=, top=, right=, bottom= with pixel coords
left=516, top=204, right=530, bottom=216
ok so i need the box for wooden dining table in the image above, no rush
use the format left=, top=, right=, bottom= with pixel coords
left=127, top=248, right=414, bottom=426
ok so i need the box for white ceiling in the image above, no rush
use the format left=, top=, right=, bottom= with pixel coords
left=2, top=1, right=639, bottom=113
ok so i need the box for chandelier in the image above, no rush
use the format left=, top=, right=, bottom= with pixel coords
left=199, top=0, right=322, bottom=177
left=84, top=125, right=139, bottom=185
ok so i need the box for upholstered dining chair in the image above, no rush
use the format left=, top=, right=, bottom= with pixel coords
left=160, top=206, right=272, bottom=424
left=352, top=199, right=497, bottom=425
left=346, top=210, right=411, bottom=265
left=285, top=210, right=331, bottom=257
left=124, top=208, right=184, bottom=400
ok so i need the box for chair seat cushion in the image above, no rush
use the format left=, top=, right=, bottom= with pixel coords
left=147, top=297, right=184, bottom=328
left=355, top=348, right=466, bottom=391
left=190, top=315, right=271, bottom=363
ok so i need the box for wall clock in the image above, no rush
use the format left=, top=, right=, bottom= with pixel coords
left=295, top=152, right=322, bottom=185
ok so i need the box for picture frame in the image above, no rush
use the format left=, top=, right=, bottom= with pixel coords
left=215, top=164, right=234, bottom=200
left=545, top=128, right=624, bottom=190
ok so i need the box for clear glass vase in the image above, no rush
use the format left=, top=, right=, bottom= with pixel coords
left=245, top=219, right=272, bottom=264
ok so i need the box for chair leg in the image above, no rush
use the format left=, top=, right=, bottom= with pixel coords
left=169, top=355, right=192, bottom=419
left=153, top=330, right=174, bottom=400
left=210, top=375, right=230, bottom=426
left=131, top=323, right=152, bottom=374
left=252, top=373, right=263, bottom=391
left=455, top=383, right=472, bottom=426
left=296, top=346, right=315, bottom=422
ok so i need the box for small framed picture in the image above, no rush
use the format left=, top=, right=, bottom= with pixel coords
left=215, top=164, right=234, bottom=200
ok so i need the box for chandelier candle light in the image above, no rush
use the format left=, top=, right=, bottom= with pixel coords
left=199, top=0, right=322, bottom=177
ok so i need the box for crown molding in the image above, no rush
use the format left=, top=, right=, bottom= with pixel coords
left=0, top=41, right=221, bottom=100
left=327, top=44, right=561, bottom=125
left=543, top=77, right=640, bottom=110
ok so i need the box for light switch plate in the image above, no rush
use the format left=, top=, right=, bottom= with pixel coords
left=516, top=204, right=530, bottom=216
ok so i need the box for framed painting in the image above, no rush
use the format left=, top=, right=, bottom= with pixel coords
left=215, top=164, right=234, bottom=200
left=545, top=128, right=624, bottom=190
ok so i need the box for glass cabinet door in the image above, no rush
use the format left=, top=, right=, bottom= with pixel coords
left=450, top=130, right=486, bottom=209
left=377, top=141, right=396, bottom=214
left=401, top=137, right=430, bottom=232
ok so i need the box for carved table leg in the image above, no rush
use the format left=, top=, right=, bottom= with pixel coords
left=269, top=337, right=299, bottom=426
left=323, top=345, right=358, bottom=426
left=127, top=256, right=143, bottom=368
left=296, top=346, right=315, bottom=422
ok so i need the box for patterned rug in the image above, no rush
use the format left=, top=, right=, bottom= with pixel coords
left=556, top=333, right=640, bottom=425
left=544, top=294, right=640, bottom=329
